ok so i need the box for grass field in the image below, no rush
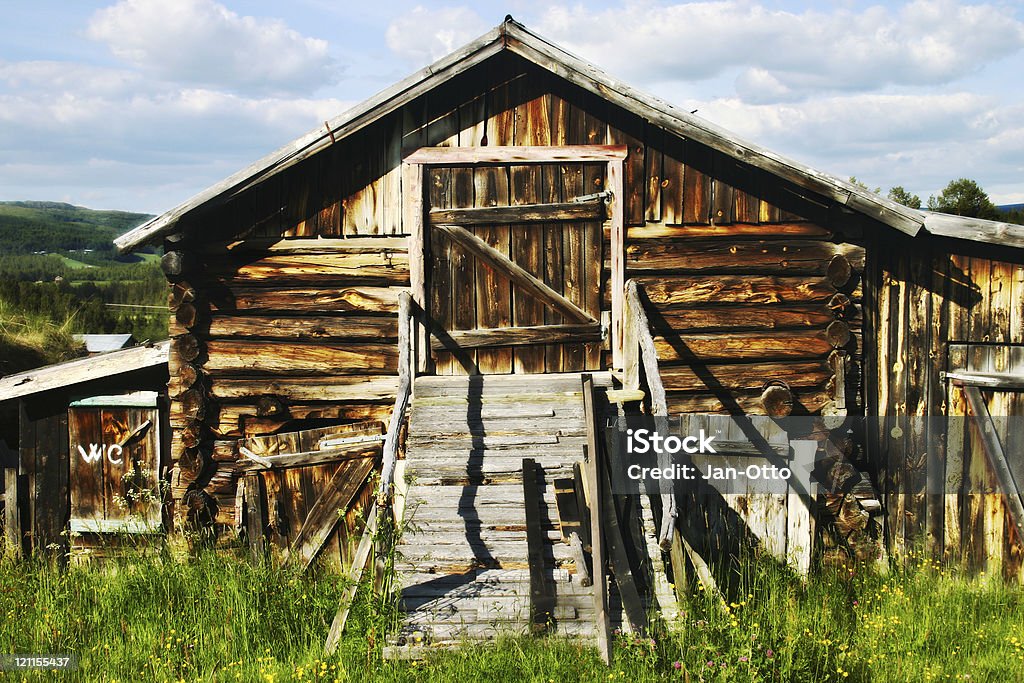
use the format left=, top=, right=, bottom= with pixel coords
left=0, top=543, right=1020, bottom=682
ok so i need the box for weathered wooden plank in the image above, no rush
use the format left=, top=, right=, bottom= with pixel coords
left=625, top=222, right=830, bottom=239
left=239, top=446, right=378, bottom=474
left=449, top=165, right=478, bottom=375
left=429, top=201, right=603, bottom=225
left=208, top=251, right=408, bottom=285
left=205, top=340, right=398, bottom=376
left=666, top=388, right=831, bottom=415
left=405, top=145, right=628, bottom=164
left=963, top=386, right=1024, bottom=546
left=3, top=468, right=21, bottom=557
left=208, top=375, right=398, bottom=402
left=472, top=164, right=513, bottom=373
left=206, top=315, right=398, bottom=341
left=651, top=303, right=856, bottom=333
left=653, top=330, right=834, bottom=363
left=202, top=237, right=409, bottom=256
left=430, top=323, right=602, bottom=350
left=609, top=158, right=625, bottom=368
left=659, top=360, right=831, bottom=392
left=637, top=276, right=838, bottom=306
left=682, top=139, right=711, bottom=224
left=582, top=375, right=610, bottom=665
left=324, top=504, right=378, bottom=655
left=429, top=164, right=456, bottom=375
left=208, top=286, right=403, bottom=314
left=625, top=240, right=864, bottom=274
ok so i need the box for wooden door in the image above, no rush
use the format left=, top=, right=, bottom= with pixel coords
left=68, top=393, right=161, bottom=534
left=404, top=146, right=628, bottom=376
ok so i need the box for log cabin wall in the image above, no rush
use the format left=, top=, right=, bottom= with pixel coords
left=866, top=234, right=1024, bottom=579
left=164, top=52, right=866, bottom=530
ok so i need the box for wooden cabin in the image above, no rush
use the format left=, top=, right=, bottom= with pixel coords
left=0, top=342, right=169, bottom=560
left=105, top=18, right=1024, bottom=645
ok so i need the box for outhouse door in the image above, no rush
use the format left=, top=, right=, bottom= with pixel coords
left=403, top=145, right=628, bottom=375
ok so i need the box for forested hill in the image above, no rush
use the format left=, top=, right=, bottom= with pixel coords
left=0, top=201, right=152, bottom=255
left=0, top=201, right=166, bottom=376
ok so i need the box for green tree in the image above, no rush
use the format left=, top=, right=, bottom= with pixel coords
left=927, top=178, right=999, bottom=219
left=848, top=176, right=881, bottom=194
left=887, top=186, right=922, bottom=209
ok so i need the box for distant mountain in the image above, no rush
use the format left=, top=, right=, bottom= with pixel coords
left=0, top=200, right=153, bottom=256
left=997, top=203, right=1024, bottom=214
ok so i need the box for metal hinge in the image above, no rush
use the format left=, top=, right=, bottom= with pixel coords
left=572, top=190, right=612, bottom=204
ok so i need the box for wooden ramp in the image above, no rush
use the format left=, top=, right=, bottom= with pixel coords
left=390, top=372, right=613, bottom=653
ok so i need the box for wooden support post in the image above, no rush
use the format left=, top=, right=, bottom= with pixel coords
left=609, top=159, right=625, bottom=369
left=403, top=162, right=428, bottom=374
left=243, top=474, right=266, bottom=558
left=3, top=468, right=20, bottom=558
left=582, top=374, right=611, bottom=665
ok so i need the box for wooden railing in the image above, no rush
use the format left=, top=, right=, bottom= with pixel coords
left=622, top=279, right=675, bottom=547
left=377, top=291, right=413, bottom=509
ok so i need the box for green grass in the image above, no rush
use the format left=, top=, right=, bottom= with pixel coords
left=56, top=255, right=96, bottom=270
left=0, top=546, right=1020, bottom=682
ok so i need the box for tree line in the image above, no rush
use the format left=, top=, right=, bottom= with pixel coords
left=852, top=177, right=1021, bottom=222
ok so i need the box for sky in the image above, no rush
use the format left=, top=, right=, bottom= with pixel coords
left=1, top=0, right=1022, bottom=215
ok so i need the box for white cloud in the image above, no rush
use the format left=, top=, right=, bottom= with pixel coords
left=86, top=0, right=337, bottom=96
left=535, top=1, right=1024, bottom=103
left=688, top=92, right=1024, bottom=202
left=385, top=6, right=489, bottom=65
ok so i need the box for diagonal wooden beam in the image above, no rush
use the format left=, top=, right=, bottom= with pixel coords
left=282, top=457, right=376, bottom=570
left=962, top=385, right=1024, bottom=538
left=434, top=224, right=597, bottom=324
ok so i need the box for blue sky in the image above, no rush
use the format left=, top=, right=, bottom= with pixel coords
left=1, top=0, right=1022, bottom=214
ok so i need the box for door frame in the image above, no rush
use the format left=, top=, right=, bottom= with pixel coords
left=402, top=145, right=628, bottom=374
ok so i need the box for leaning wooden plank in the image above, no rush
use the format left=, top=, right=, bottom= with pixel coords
left=405, top=145, right=628, bottom=164
left=239, top=443, right=382, bottom=473
left=582, top=375, right=611, bottom=665
left=324, top=504, right=378, bottom=656
left=962, top=385, right=1024, bottom=539
left=435, top=224, right=596, bottom=324
left=430, top=323, right=602, bottom=350
left=523, top=458, right=555, bottom=631
left=0, top=341, right=169, bottom=404
left=600, top=440, right=648, bottom=635
left=284, top=457, right=376, bottom=570
left=429, top=201, right=603, bottom=225
left=554, top=477, right=591, bottom=587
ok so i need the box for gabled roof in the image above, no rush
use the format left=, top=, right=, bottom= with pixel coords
left=0, top=341, right=168, bottom=403
left=115, top=18, right=1024, bottom=253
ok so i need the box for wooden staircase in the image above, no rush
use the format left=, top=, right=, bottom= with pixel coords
left=390, top=372, right=614, bottom=652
